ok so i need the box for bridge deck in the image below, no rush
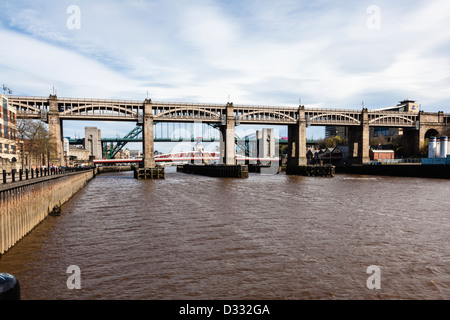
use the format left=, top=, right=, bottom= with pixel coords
left=7, top=95, right=429, bottom=127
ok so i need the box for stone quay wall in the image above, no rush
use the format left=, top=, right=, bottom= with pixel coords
left=0, top=170, right=94, bottom=255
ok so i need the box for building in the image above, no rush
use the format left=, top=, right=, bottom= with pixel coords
left=115, top=148, right=130, bottom=159
left=68, top=145, right=91, bottom=166
left=370, top=127, right=402, bottom=142
left=325, top=126, right=348, bottom=140
left=324, top=126, right=336, bottom=138
left=0, top=94, right=19, bottom=163
left=325, top=99, right=419, bottom=143
left=369, top=149, right=395, bottom=161
left=307, top=146, right=348, bottom=165
left=84, top=127, right=102, bottom=159
left=256, top=128, right=276, bottom=159
left=327, top=125, right=402, bottom=143
left=370, top=99, right=419, bottom=143
left=129, top=150, right=142, bottom=159
left=428, top=136, right=450, bottom=158
left=372, top=99, right=419, bottom=113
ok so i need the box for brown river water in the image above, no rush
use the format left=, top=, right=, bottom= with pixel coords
left=0, top=167, right=448, bottom=300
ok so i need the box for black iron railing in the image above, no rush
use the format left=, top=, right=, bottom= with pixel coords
left=1, top=167, right=94, bottom=184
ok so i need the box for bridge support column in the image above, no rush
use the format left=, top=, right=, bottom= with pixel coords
left=48, top=95, right=65, bottom=167
left=287, top=106, right=307, bottom=167
left=220, top=102, right=236, bottom=165
left=409, top=111, right=447, bottom=157
left=348, top=108, right=370, bottom=164
left=143, top=99, right=155, bottom=168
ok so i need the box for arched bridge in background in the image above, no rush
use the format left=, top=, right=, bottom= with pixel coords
left=7, top=94, right=450, bottom=168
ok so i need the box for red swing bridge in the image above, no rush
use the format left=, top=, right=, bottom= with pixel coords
left=93, top=151, right=277, bottom=165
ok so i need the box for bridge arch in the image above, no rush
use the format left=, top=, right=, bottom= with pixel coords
left=424, top=128, right=440, bottom=139
left=369, top=114, right=416, bottom=125
left=11, top=103, right=41, bottom=115
left=309, top=113, right=360, bottom=124
left=62, top=104, right=137, bottom=117
left=154, top=107, right=222, bottom=120
left=239, top=110, right=296, bottom=122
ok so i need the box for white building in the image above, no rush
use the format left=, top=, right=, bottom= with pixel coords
left=256, top=128, right=276, bottom=159
left=428, top=136, right=450, bottom=158
left=85, top=127, right=102, bottom=159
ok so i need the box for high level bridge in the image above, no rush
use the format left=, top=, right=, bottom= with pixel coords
left=7, top=94, right=450, bottom=168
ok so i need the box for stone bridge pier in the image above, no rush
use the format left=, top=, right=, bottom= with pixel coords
left=219, top=102, right=236, bottom=165
left=142, top=99, right=156, bottom=169
left=48, top=95, right=65, bottom=167
left=287, top=106, right=307, bottom=167
left=347, top=108, right=370, bottom=164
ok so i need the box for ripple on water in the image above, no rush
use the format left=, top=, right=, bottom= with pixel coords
left=0, top=170, right=449, bottom=300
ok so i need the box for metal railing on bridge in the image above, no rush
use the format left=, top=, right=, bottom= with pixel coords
left=8, top=95, right=431, bottom=127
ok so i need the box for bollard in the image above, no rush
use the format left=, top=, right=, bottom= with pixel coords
left=2, top=170, right=6, bottom=184
left=11, top=169, right=16, bottom=183
left=19, top=169, right=23, bottom=181
left=0, top=273, right=20, bottom=300
left=25, top=169, right=29, bottom=180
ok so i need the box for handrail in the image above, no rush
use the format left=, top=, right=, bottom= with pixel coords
left=6, top=95, right=449, bottom=116
left=1, top=167, right=94, bottom=186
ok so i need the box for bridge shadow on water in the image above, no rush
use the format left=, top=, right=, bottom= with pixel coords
left=95, top=174, right=135, bottom=179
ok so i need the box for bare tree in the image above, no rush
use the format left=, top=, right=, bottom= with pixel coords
left=369, top=134, right=388, bottom=148
left=17, top=119, right=56, bottom=169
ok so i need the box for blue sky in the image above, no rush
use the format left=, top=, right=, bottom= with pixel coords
left=1, top=0, right=450, bottom=152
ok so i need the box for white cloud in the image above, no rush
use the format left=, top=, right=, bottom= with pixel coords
left=1, top=0, right=450, bottom=111
left=0, top=28, right=143, bottom=98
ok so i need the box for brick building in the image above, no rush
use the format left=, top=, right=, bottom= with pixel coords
left=0, top=94, right=18, bottom=162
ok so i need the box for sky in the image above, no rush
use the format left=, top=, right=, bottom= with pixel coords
left=1, top=0, right=450, bottom=152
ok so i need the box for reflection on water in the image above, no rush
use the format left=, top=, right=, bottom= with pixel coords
left=0, top=167, right=449, bottom=299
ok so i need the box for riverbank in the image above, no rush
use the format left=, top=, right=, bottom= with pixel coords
left=336, top=164, right=450, bottom=179
left=0, top=169, right=95, bottom=255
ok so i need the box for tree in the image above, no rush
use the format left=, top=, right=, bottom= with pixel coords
left=390, top=135, right=405, bottom=158
left=17, top=119, right=56, bottom=169
left=419, top=138, right=429, bottom=158
left=317, top=135, right=344, bottom=149
left=369, top=134, right=388, bottom=148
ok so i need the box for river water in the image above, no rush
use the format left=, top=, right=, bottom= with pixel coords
left=0, top=167, right=448, bottom=300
